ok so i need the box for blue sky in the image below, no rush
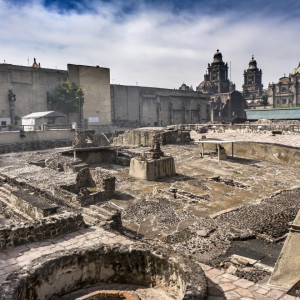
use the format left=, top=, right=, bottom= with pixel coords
left=1, top=0, right=300, bottom=90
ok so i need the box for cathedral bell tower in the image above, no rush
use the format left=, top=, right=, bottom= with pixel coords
left=243, top=55, right=263, bottom=99
left=207, top=50, right=230, bottom=93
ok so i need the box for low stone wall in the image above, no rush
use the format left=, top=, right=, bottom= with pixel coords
left=0, top=243, right=207, bottom=300
left=170, top=123, right=300, bottom=135
left=222, top=142, right=300, bottom=166
left=0, top=212, right=86, bottom=249
left=0, top=139, right=72, bottom=154
left=77, top=290, right=140, bottom=300
left=9, top=189, right=58, bottom=219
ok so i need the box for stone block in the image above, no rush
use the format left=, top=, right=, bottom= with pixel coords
left=129, top=156, right=176, bottom=181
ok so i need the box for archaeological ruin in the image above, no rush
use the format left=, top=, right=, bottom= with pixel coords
left=0, top=122, right=300, bottom=299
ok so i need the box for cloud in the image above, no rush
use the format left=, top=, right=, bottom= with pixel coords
left=0, top=0, right=299, bottom=90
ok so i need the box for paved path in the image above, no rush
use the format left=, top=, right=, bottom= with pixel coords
left=199, top=263, right=297, bottom=300
left=191, top=131, right=300, bottom=148
left=0, top=226, right=298, bottom=299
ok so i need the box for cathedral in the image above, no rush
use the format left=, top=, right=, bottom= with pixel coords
left=268, top=62, right=300, bottom=108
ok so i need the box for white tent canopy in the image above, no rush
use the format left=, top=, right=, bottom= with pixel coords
left=22, top=111, right=67, bottom=131
left=22, top=111, right=66, bottom=119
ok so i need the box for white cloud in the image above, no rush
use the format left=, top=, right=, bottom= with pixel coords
left=0, top=0, right=299, bottom=90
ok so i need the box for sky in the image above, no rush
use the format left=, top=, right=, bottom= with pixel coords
left=0, top=0, right=299, bottom=90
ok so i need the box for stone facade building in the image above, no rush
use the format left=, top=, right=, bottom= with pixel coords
left=197, top=50, right=245, bottom=122
left=268, top=62, right=300, bottom=108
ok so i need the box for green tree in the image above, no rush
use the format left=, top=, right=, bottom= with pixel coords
left=260, top=95, right=269, bottom=106
left=52, top=80, right=84, bottom=113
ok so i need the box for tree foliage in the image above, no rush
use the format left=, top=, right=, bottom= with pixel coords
left=260, top=95, right=269, bottom=106
left=52, top=80, right=84, bottom=113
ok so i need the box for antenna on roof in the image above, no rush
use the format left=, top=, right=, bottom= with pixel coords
left=230, top=61, right=231, bottom=81
left=27, top=57, right=29, bottom=66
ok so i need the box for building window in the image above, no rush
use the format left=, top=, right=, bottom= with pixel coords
left=282, top=99, right=287, bottom=104
left=282, top=87, right=287, bottom=92
left=1, top=121, right=6, bottom=128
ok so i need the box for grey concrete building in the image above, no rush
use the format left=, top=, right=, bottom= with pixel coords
left=111, top=85, right=209, bottom=127
left=0, top=63, right=67, bottom=128
left=0, top=62, right=111, bottom=129
left=68, top=64, right=111, bottom=127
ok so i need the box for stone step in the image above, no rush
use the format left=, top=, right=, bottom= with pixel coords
left=0, top=189, right=11, bottom=201
left=0, top=186, right=12, bottom=196
left=2, top=183, right=15, bottom=193
left=0, top=195, right=34, bottom=222
left=82, top=207, right=110, bottom=222
left=89, top=205, right=114, bottom=218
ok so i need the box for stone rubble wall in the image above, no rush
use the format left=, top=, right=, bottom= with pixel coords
left=170, top=123, right=300, bottom=135
left=222, top=141, right=300, bottom=166
left=0, top=139, right=72, bottom=154
left=73, top=129, right=110, bottom=148
left=113, top=128, right=191, bottom=147
left=8, top=189, right=58, bottom=219
left=0, top=173, right=81, bottom=213
left=0, top=212, right=86, bottom=249
left=0, top=244, right=207, bottom=300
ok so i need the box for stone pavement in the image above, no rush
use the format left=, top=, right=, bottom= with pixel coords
left=0, top=225, right=298, bottom=299
left=199, top=263, right=298, bottom=300
left=192, top=131, right=300, bottom=148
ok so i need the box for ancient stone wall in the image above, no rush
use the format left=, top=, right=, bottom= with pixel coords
left=113, top=128, right=191, bottom=147
left=0, top=212, right=85, bottom=249
left=0, top=244, right=207, bottom=299
left=222, top=142, right=300, bottom=166
left=0, top=139, right=72, bottom=154
left=171, top=123, right=300, bottom=135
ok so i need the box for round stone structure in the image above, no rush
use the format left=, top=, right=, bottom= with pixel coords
left=0, top=243, right=207, bottom=300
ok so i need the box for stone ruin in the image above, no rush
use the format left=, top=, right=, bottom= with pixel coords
left=129, top=141, right=176, bottom=181
left=73, top=129, right=111, bottom=148
left=55, top=167, right=116, bottom=207
left=113, top=127, right=191, bottom=147
left=2, top=125, right=300, bottom=299
left=0, top=173, right=85, bottom=249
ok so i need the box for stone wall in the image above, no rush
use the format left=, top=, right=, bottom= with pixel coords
left=0, top=212, right=85, bottom=249
left=0, top=129, right=74, bottom=154
left=0, top=244, right=207, bottom=299
left=68, top=64, right=111, bottom=126
left=113, top=128, right=191, bottom=147
left=111, top=85, right=209, bottom=128
left=8, top=189, right=58, bottom=219
left=171, top=123, right=300, bottom=135
left=222, top=142, right=300, bottom=166
left=129, top=157, right=176, bottom=181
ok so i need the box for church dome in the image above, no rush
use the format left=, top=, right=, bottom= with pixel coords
left=248, top=55, right=258, bottom=70
left=213, top=49, right=223, bottom=63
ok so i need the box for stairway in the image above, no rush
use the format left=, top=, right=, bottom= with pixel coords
left=82, top=203, right=122, bottom=231
left=0, top=183, right=34, bottom=222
